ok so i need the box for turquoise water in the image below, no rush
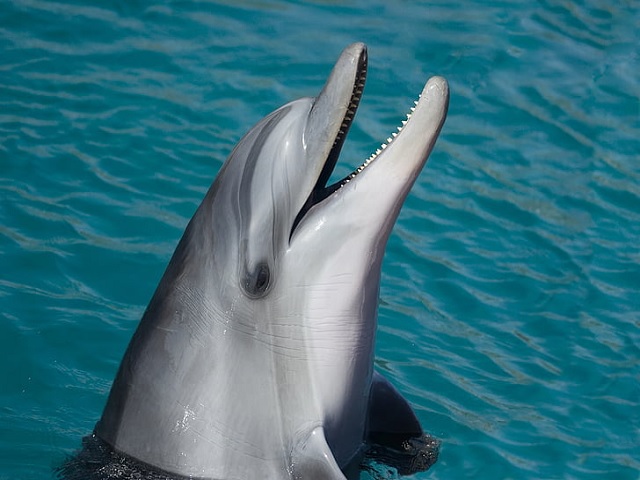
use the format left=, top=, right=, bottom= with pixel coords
left=1, top=0, right=638, bottom=478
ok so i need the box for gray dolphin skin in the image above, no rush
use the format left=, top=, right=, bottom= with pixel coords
left=94, top=43, right=449, bottom=479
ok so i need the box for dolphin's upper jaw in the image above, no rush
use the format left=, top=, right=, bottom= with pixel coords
left=313, top=51, right=367, bottom=196
left=291, top=44, right=368, bottom=238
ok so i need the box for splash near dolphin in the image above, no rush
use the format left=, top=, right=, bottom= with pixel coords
left=59, top=43, right=449, bottom=479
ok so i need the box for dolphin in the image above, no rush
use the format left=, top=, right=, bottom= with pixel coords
left=89, top=43, right=448, bottom=479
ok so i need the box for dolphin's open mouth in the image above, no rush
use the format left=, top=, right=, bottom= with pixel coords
left=290, top=46, right=447, bottom=242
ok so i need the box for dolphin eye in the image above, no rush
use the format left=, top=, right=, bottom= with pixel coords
left=243, top=263, right=271, bottom=298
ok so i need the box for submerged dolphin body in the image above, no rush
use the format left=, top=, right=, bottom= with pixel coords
left=93, top=43, right=449, bottom=479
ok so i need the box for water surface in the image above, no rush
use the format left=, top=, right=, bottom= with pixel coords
left=1, top=1, right=638, bottom=478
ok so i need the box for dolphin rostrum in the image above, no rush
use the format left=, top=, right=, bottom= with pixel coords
left=88, top=43, right=448, bottom=479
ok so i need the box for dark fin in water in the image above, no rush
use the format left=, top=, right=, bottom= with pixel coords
left=364, top=371, right=439, bottom=475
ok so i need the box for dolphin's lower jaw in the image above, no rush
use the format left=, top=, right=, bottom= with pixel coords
left=91, top=43, right=449, bottom=480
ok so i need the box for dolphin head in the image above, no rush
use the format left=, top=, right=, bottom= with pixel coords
left=95, top=43, right=449, bottom=478
left=194, top=42, right=447, bottom=318
left=197, top=44, right=368, bottom=301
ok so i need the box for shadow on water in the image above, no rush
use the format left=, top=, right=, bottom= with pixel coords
left=56, top=433, right=439, bottom=480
